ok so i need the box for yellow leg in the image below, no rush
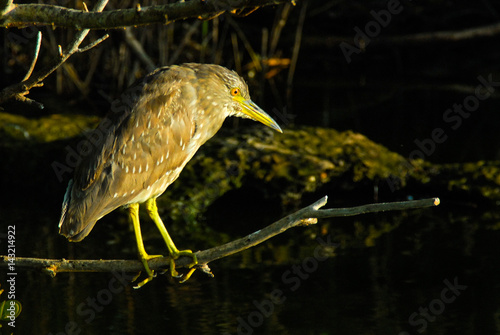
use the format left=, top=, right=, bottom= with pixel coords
left=145, top=198, right=198, bottom=280
left=129, top=203, right=163, bottom=289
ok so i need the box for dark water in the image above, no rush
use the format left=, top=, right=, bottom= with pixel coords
left=2, top=201, right=499, bottom=335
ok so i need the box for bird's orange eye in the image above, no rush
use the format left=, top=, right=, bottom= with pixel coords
left=231, top=88, right=240, bottom=96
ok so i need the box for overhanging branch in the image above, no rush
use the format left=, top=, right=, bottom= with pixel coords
left=0, top=0, right=291, bottom=106
left=0, top=0, right=109, bottom=106
left=0, top=0, right=292, bottom=29
left=0, top=196, right=440, bottom=277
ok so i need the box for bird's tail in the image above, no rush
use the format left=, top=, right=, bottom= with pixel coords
left=58, top=179, right=98, bottom=242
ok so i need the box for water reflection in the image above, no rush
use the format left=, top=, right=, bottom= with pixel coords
left=2, top=203, right=500, bottom=334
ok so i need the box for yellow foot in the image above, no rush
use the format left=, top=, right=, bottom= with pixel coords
left=134, top=254, right=163, bottom=289
left=170, top=249, right=198, bottom=282
left=179, top=267, right=197, bottom=283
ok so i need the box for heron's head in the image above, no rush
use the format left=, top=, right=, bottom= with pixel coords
left=195, top=64, right=283, bottom=133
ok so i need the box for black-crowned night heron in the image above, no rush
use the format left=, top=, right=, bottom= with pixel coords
left=58, top=63, right=282, bottom=288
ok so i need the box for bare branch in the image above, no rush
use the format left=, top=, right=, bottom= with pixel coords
left=383, top=22, right=500, bottom=45
left=0, top=197, right=440, bottom=278
left=0, top=0, right=290, bottom=106
left=0, top=0, right=291, bottom=29
left=123, top=28, right=156, bottom=72
left=0, top=0, right=13, bottom=17
left=0, top=0, right=109, bottom=106
left=304, top=22, right=500, bottom=48
left=311, top=197, right=440, bottom=219
left=286, top=0, right=307, bottom=111
left=78, top=33, right=110, bottom=53
left=21, top=30, right=41, bottom=81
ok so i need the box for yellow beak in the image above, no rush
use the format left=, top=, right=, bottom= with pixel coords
left=234, top=96, right=283, bottom=133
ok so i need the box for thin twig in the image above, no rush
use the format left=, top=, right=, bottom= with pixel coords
left=0, top=197, right=440, bottom=276
left=227, top=16, right=261, bottom=72
left=0, top=0, right=109, bottom=106
left=21, top=30, right=42, bottom=81
left=312, top=197, right=440, bottom=218
left=13, top=88, right=44, bottom=109
left=304, top=22, right=500, bottom=48
left=0, top=0, right=13, bottom=17
left=231, top=31, right=241, bottom=74
left=269, top=2, right=292, bottom=58
left=78, top=33, right=110, bottom=53
left=168, top=20, right=201, bottom=65
left=286, top=0, right=306, bottom=111
left=123, top=28, right=155, bottom=72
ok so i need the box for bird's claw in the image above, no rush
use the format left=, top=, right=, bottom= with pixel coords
left=134, top=250, right=198, bottom=288
left=134, top=254, right=163, bottom=289
left=179, top=267, right=197, bottom=283
left=170, top=249, right=198, bottom=282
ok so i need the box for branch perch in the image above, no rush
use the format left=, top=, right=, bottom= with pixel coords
left=0, top=197, right=440, bottom=277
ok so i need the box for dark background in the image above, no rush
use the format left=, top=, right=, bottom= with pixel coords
left=1, top=1, right=500, bottom=334
left=2, top=0, right=500, bottom=164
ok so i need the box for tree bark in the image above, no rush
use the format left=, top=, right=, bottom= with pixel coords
left=0, top=0, right=291, bottom=29
left=0, top=196, right=439, bottom=278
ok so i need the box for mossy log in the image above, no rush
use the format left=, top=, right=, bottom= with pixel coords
left=0, top=112, right=498, bottom=224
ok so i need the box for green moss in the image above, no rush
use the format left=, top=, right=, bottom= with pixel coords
left=150, top=126, right=500, bottom=232
left=0, top=112, right=100, bottom=143
left=437, top=161, right=500, bottom=201
left=2, top=111, right=500, bottom=242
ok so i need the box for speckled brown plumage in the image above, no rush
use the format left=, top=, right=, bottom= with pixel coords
left=58, top=63, right=281, bottom=285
